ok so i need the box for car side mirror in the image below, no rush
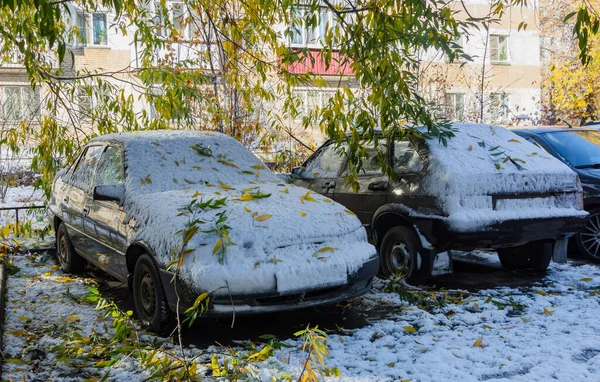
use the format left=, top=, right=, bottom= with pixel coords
left=93, top=184, right=125, bottom=204
left=291, top=166, right=304, bottom=177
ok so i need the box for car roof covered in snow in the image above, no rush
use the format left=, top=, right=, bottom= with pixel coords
left=90, top=129, right=227, bottom=145
left=511, top=126, right=596, bottom=135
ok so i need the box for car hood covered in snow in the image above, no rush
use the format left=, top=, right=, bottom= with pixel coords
left=97, top=130, right=376, bottom=296
left=422, top=124, right=587, bottom=231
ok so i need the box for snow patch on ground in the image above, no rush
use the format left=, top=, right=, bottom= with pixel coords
left=4, top=252, right=599, bottom=381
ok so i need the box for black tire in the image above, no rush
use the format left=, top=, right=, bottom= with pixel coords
left=56, top=223, right=86, bottom=273
left=132, top=254, right=174, bottom=334
left=576, top=208, right=600, bottom=263
left=379, top=226, right=422, bottom=284
left=498, top=240, right=553, bottom=271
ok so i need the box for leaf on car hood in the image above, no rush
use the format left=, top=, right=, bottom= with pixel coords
left=256, top=214, right=272, bottom=222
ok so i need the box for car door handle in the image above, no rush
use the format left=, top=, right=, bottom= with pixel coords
left=368, top=180, right=389, bottom=191
left=322, top=181, right=336, bottom=191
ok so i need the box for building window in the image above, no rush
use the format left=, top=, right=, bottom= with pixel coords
left=289, top=8, right=337, bottom=47
left=490, top=93, right=510, bottom=123
left=490, top=35, right=509, bottom=63
left=76, top=12, right=108, bottom=47
left=78, top=87, right=94, bottom=117
left=2, top=86, right=41, bottom=122
left=444, top=93, right=466, bottom=122
left=293, top=88, right=335, bottom=120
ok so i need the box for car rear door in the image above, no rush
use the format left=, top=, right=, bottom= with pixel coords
left=333, top=139, right=390, bottom=227
left=61, top=145, right=103, bottom=253
left=292, top=143, right=347, bottom=198
left=82, top=145, right=128, bottom=280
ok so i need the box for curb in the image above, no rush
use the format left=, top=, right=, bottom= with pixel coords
left=0, top=252, right=7, bottom=373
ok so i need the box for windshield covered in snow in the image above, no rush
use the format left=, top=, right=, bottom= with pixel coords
left=105, top=131, right=277, bottom=194
left=542, top=130, right=600, bottom=168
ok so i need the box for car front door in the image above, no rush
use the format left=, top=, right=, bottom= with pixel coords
left=83, top=145, right=128, bottom=280
left=386, top=138, right=430, bottom=211
left=61, top=145, right=103, bottom=253
left=293, top=143, right=347, bottom=198
left=334, top=139, right=390, bottom=227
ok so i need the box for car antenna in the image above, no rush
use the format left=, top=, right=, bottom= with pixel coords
left=560, top=118, right=573, bottom=128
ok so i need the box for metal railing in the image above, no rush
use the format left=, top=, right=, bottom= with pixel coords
left=0, top=205, right=46, bottom=232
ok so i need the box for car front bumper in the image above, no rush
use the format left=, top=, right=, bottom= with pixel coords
left=160, top=255, right=379, bottom=316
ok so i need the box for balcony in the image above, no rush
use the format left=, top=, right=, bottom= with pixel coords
left=286, top=49, right=354, bottom=76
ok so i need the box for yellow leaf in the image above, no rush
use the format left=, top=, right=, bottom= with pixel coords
left=281, top=188, right=289, bottom=194
left=251, top=164, right=263, bottom=169
left=244, top=206, right=252, bottom=213
left=386, top=362, right=395, bottom=367
left=17, top=315, right=31, bottom=322
left=256, top=214, right=272, bottom=222
left=50, top=265, right=60, bottom=270
left=300, top=211, right=307, bottom=216
left=5, top=358, right=26, bottom=364
left=472, top=337, right=485, bottom=348
left=403, top=325, right=417, bottom=333
left=213, top=238, right=223, bottom=255
left=508, top=138, right=521, bottom=143
left=543, top=307, right=554, bottom=316
left=192, top=191, right=201, bottom=198
left=302, top=191, right=317, bottom=202
left=43, top=271, right=52, bottom=276
left=10, top=330, right=29, bottom=337
left=268, top=256, right=283, bottom=264
left=316, top=247, right=335, bottom=253
left=323, top=199, right=332, bottom=203
left=218, top=160, right=239, bottom=168
left=239, top=193, right=254, bottom=201
left=581, top=277, right=593, bottom=282
left=66, top=316, right=80, bottom=322
left=535, top=289, right=547, bottom=296
left=344, top=209, right=357, bottom=216
left=483, top=324, right=493, bottom=329
left=219, top=182, right=233, bottom=190
left=54, top=276, right=74, bottom=282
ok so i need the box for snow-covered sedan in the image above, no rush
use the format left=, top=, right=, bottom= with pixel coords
left=47, top=131, right=379, bottom=332
left=293, top=124, right=588, bottom=283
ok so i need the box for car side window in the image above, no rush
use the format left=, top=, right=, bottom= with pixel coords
left=93, top=146, right=124, bottom=187
left=70, top=145, right=103, bottom=192
left=302, top=143, right=347, bottom=179
left=357, top=142, right=387, bottom=176
left=393, top=140, right=423, bottom=173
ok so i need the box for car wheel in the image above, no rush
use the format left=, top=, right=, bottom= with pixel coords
left=379, top=226, right=421, bottom=284
left=498, top=240, right=553, bottom=271
left=132, top=254, right=174, bottom=334
left=576, top=208, right=600, bottom=263
left=56, top=223, right=85, bottom=273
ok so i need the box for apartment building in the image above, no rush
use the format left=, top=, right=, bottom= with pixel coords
left=0, top=0, right=542, bottom=148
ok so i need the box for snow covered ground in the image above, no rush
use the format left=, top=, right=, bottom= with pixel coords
left=2, top=250, right=599, bottom=381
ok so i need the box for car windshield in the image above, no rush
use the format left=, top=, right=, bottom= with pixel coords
left=543, top=130, right=600, bottom=168
left=121, top=131, right=278, bottom=193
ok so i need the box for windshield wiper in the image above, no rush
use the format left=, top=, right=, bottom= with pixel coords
left=574, top=163, right=600, bottom=169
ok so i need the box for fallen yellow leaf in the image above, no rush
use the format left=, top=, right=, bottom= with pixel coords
left=472, top=337, right=485, bottom=348
left=299, top=211, right=307, bottom=216
left=403, top=325, right=417, bottom=333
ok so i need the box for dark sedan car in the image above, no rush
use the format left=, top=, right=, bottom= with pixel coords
left=514, top=127, right=600, bottom=263
left=292, top=124, right=588, bottom=283
left=47, top=130, right=379, bottom=333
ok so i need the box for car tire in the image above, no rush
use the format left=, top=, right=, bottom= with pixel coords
left=379, top=226, right=421, bottom=284
left=498, top=240, right=553, bottom=271
left=575, top=208, right=600, bottom=263
left=56, top=223, right=86, bottom=274
left=132, top=254, right=174, bottom=335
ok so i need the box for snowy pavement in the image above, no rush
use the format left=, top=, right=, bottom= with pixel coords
left=1, top=250, right=599, bottom=381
